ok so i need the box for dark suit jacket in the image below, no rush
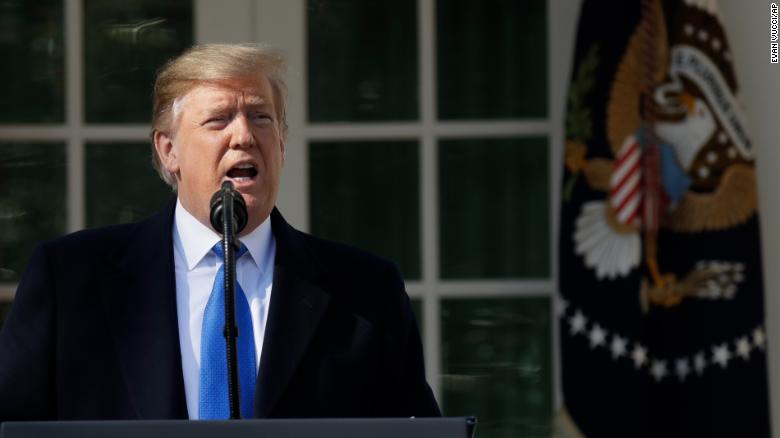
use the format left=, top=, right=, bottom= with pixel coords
left=0, top=199, right=440, bottom=420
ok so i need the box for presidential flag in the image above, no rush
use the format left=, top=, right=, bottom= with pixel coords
left=558, top=0, right=770, bottom=436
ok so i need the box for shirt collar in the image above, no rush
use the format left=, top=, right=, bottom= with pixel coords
left=173, top=198, right=273, bottom=273
left=239, top=209, right=273, bottom=272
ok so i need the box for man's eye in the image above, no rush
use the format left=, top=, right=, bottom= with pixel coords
left=251, top=113, right=273, bottom=123
left=204, top=116, right=228, bottom=126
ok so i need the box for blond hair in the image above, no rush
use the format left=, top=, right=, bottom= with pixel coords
left=150, top=43, right=288, bottom=187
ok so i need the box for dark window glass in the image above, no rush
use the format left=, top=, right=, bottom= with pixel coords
left=310, top=140, right=421, bottom=279
left=86, top=142, right=172, bottom=227
left=437, top=0, right=547, bottom=119
left=84, top=0, right=193, bottom=123
left=439, top=138, right=549, bottom=279
left=441, top=297, right=552, bottom=437
left=0, top=0, right=64, bottom=123
left=0, top=143, right=66, bottom=282
left=307, top=0, right=418, bottom=121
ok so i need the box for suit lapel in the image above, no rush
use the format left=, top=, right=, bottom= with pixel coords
left=254, top=209, right=330, bottom=418
left=99, top=203, right=327, bottom=418
left=102, top=198, right=188, bottom=419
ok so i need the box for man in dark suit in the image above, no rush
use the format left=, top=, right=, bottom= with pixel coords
left=0, top=43, right=440, bottom=420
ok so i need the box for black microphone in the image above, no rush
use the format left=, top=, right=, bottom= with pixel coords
left=208, top=180, right=248, bottom=419
left=209, top=181, right=248, bottom=235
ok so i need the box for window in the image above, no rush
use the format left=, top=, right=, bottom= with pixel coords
left=303, top=0, right=554, bottom=435
left=0, top=1, right=563, bottom=435
left=0, top=0, right=192, bottom=307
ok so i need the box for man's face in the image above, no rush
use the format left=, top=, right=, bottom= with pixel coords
left=155, top=75, right=285, bottom=235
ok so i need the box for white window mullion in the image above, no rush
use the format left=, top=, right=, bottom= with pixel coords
left=81, top=125, right=150, bottom=140
left=255, top=0, right=308, bottom=231
left=434, top=120, right=550, bottom=138
left=549, top=0, right=563, bottom=415
left=304, top=120, right=550, bottom=141
left=418, top=0, right=441, bottom=400
left=0, top=127, right=69, bottom=141
left=195, top=0, right=253, bottom=44
left=305, top=123, right=422, bottom=140
left=66, top=138, right=85, bottom=233
left=408, top=281, right=554, bottom=297
left=438, top=280, right=554, bottom=296
left=66, top=0, right=84, bottom=233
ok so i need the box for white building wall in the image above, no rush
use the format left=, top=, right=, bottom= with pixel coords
left=719, top=2, right=780, bottom=435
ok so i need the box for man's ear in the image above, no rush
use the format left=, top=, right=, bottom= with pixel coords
left=280, top=139, right=286, bottom=167
left=153, top=130, right=180, bottom=174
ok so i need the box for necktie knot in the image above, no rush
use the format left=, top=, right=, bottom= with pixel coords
left=212, top=242, right=248, bottom=260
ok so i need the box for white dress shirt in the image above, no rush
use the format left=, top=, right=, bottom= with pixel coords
left=172, top=199, right=275, bottom=419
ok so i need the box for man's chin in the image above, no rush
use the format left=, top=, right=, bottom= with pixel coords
left=242, top=197, right=272, bottom=224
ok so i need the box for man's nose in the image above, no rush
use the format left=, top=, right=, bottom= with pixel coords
left=229, top=114, right=254, bottom=149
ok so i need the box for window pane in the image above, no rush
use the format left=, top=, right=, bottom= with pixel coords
left=0, top=302, right=12, bottom=330
left=86, top=142, right=172, bottom=227
left=0, top=0, right=64, bottom=123
left=439, top=138, right=549, bottom=279
left=0, top=143, right=66, bottom=282
left=437, top=0, right=547, bottom=119
left=309, top=141, right=420, bottom=279
left=441, top=297, right=552, bottom=437
left=307, top=0, right=418, bottom=121
left=84, top=0, right=193, bottom=123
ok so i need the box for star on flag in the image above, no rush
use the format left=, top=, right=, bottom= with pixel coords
left=712, top=344, right=731, bottom=369
left=610, top=335, right=627, bottom=359
left=650, top=359, right=668, bottom=382
left=631, top=344, right=648, bottom=369
left=675, top=358, right=691, bottom=382
left=559, top=304, right=765, bottom=381
left=735, top=336, right=752, bottom=360
left=569, top=310, right=587, bottom=336
left=753, top=328, right=766, bottom=350
left=694, top=352, right=707, bottom=375
left=589, top=324, right=607, bottom=349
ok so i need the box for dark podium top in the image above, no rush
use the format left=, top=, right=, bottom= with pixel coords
left=0, top=417, right=477, bottom=438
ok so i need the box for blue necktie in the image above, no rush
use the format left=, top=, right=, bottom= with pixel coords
left=199, top=243, right=256, bottom=419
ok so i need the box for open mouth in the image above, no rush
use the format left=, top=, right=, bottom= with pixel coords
left=226, top=163, right=258, bottom=182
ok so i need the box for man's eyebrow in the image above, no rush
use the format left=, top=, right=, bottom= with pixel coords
left=194, top=96, right=273, bottom=116
left=244, top=97, right=273, bottom=107
left=200, top=105, right=232, bottom=116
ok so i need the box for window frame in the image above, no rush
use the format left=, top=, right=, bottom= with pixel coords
left=0, top=0, right=583, bottom=419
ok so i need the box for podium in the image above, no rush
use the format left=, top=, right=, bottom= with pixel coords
left=0, top=417, right=476, bottom=438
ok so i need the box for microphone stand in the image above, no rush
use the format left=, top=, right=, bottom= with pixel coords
left=216, top=183, right=242, bottom=420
